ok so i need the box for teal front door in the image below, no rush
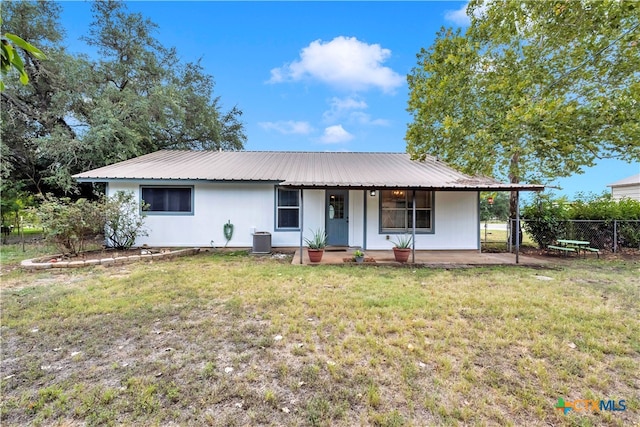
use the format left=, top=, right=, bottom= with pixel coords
left=326, top=190, right=348, bottom=246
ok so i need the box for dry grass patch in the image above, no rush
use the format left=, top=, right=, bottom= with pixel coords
left=1, top=252, right=638, bottom=426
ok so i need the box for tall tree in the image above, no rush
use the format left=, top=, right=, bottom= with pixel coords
left=1, top=0, right=246, bottom=196
left=1, top=1, right=85, bottom=194
left=406, top=0, right=640, bottom=225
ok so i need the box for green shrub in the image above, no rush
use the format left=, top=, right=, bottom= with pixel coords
left=522, top=192, right=640, bottom=249
left=37, top=197, right=105, bottom=255
left=521, top=194, right=571, bottom=248
left=103, top=191, right=148, bottom=249
left=36, top=191, right=148, bottom=254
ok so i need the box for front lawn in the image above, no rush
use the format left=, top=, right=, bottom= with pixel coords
left=1, top=253, right=638, bottom=426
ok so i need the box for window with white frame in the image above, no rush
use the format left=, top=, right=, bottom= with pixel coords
left=276, top=188, right=300, bottom=229
left=380, top=190, right=432, bottom=232
left=141, top=186, right=193, bottom=214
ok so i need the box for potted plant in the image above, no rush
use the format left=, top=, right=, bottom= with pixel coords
left=392, top=234, right=412, bottom=263
left=353, top=249, right=365, bottom=264
left=304, top=228, right=327, bottom=262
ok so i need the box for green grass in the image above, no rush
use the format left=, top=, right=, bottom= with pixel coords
left=1, top=252, right=638, bottom=426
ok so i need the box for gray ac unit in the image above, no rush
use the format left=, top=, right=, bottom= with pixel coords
left=252, top=232, right=271, bottom=254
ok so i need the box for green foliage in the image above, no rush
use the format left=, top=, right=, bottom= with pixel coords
left=521, top=194, right=571, bottom=248
left=480, top=192, right=509, bottom=221
left=571, top=192, right=640, bottom=220
left=103, top=191, right=148, bottom=250
left=353, top=249, right=364, bottom=257
left=37, top=196, right=105, bottom=255
left=392, top=234, right=412, bottom=248
left=0, top=16, right=46, bottom=90
left=1, top=0, right=246, bottom=196
left=304, top=228, right=327, bottom=249
left=406, top=1, right=640, bottom=211
left=522, top=192, right=640, bottom=248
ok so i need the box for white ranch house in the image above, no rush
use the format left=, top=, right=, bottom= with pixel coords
left=73, top=150, right=542, bottom=251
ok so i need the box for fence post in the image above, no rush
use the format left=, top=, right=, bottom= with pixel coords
left=613, top=220, right=617, bottom=253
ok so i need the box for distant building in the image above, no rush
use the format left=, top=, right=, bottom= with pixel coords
left=607, top=173, right=640, bottom=201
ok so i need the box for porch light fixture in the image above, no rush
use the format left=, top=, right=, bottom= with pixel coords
left=369, top=190, right=376, bottom=197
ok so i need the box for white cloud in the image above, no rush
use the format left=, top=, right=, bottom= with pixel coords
left=320, top=125, right=354, bottom=144
left=323, top=96, right=367, bottom=122
left=330, top=96, right=368, bottom=111
left=322, top=96, right=389, bottom=126
left=445, top=4, right=471, bottom=26
left=259, top=120, right=313, bottom=135
left=445, top=1, right=487, bottom=27
left=349, top=111, right=389, bottom=126
left=268, top=36, right=403, bottom=93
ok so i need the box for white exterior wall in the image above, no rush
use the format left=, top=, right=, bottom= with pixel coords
left=364, top=191, right=479, bottom=250
left=107, top=182, right=326, bottom=248
left=611, top=185, right=640, bottom=201
left=107, top=183, right=479, bottom=250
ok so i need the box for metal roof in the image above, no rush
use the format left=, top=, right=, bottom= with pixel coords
left=73, top=150, right=544, bottom=191
left=607, top=173, right=640, bottom=188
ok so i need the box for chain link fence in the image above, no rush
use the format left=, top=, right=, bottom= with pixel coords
left=509, top=219, right=640, bottom=253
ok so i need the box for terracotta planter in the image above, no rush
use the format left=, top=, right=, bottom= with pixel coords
left=308, top=248, right=324, bottom=263
left=393, top=247, right=411, bottom=263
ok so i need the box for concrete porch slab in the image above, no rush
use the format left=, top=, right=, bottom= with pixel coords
left=292, top=248, right=550, bottom=267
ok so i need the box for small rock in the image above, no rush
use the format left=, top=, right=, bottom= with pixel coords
left=3, top=374, right=15, bottom=380
left=53, top=347, right=62, bottom=352
left=155, top=372, right=163, bottom=377
left=568, top=342, right=577, bottom=349
left=234, top=402, right=243, bottom=408
left=298, top=381, right=305, bottom=387
left=534, top=275, right=553, bottom=281
left=407, top=343, right=414, bottom=351
left=31, top=328, right=39, bottom=333
left=326, top=360, right=335, bottom=366
left=71, top=351, right=82, bottom=357
left=224, top=367, right=234, bottom=374
left=274, top=335, right=283, bottom=341
left=418, top=362, right=427, bottom=368
left=282, top=407, right=290, bottom=414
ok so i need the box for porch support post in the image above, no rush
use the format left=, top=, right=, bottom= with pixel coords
left=515, top=191, right=520, bottom=264
left=363, top=190, right=367, bottom=250
left=477, top=192, right=482, bottom=253
left=412, top=190, right=416, bottom=264
left=299, top=189, right=304, bottom=264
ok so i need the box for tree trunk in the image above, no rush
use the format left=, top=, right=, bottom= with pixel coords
left=509, top=153, right=523, bottom=246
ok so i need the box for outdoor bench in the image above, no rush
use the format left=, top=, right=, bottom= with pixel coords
left=582, top=247, right=600, bottom=258
left=547, top=245, right=576, bottom=256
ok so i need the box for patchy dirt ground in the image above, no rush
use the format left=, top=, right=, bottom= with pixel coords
left=1, top=252, right=638, bottom=426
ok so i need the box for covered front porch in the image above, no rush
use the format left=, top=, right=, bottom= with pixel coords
left=292, top=248, right=549, bottom=266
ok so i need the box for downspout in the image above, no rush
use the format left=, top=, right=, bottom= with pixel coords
left=412, top=190, right=416, bottom=264
left=299, top=189, right=304, bottom=264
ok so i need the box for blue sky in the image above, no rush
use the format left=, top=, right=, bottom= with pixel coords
left=58, top=1, right=638, bottom=198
